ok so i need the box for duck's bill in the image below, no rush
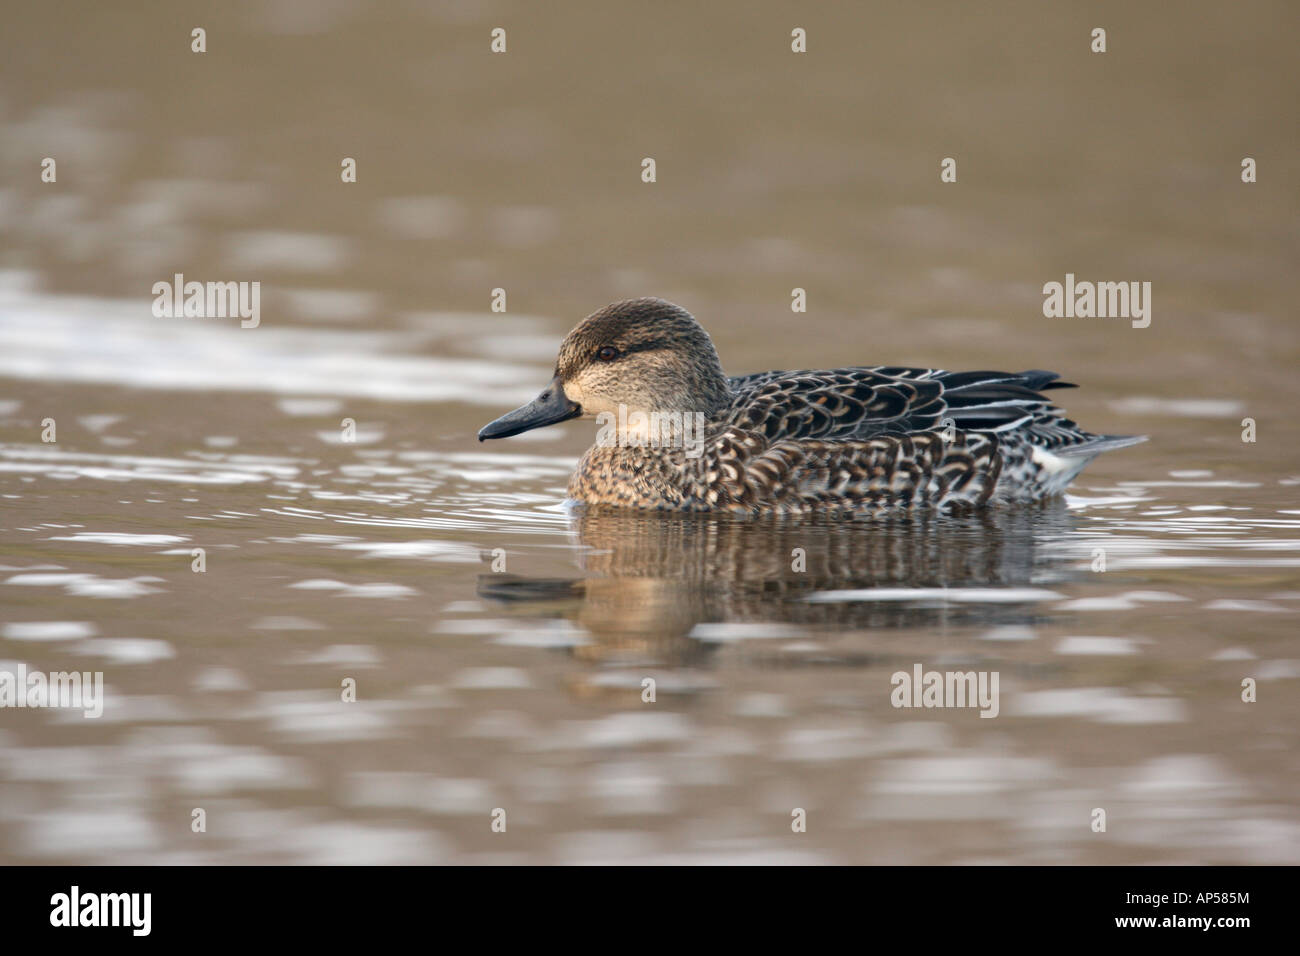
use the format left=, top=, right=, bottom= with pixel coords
left=478, top=377, right=582, bottom=441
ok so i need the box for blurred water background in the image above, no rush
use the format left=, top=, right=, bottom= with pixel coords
left=0, top=1, right=1297, bottom=863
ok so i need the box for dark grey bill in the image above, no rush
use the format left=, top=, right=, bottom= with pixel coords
left=478, top=377, right=581, bottom=441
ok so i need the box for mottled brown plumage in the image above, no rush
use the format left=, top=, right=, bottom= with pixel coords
left=478, top=298, right=1145, bottom=515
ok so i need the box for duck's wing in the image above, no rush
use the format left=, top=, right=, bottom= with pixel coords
left=722, top=366, right=1079, bottom=443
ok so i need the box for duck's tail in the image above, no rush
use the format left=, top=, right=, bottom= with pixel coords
left=993, top=431, right=1147, bottom=501
left=1054, top=433, right=1149, bottom=457
left=943, top=370, right=1148, bottom=500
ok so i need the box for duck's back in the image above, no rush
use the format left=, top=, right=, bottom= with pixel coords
left=696, top=365, right=1143, bottom=513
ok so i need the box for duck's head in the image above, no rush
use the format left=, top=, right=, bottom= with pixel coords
left=477, top=298, right=729, bottom=441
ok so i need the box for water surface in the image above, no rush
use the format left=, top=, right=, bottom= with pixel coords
left=1, top=1, right=1297, bottom=864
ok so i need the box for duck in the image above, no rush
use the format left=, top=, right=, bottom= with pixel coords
left=477, top=297, right=1145, bottom=515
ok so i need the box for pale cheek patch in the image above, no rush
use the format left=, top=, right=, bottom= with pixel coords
left=563, top=379, right=608, bottom=418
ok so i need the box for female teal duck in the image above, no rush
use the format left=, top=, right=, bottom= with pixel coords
left=478, top=298, right=1144, bottom=515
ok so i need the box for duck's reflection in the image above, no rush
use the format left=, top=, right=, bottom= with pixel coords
left=478, top=503, right=1081, bottom=665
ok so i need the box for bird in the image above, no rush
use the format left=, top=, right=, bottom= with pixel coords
left=477, top=297, right=1145, bottom=515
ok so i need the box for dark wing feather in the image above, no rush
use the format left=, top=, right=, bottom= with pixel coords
left=721, top=368, right=948, bottom=442
left=722, top=366, right=1086, bottom=445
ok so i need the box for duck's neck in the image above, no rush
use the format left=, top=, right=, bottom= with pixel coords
left=694, top=356, right=732, bottom=419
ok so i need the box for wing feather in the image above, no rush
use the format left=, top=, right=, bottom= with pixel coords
left=722, top=366, right=1081, bottom=444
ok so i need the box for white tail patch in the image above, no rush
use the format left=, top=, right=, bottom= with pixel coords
left=1030, top=445, right=1078, bottom=475
left=1029, top=445, right=1091, bottom=495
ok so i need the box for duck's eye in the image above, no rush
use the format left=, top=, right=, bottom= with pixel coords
left=596, top=346, right=619, bottom=362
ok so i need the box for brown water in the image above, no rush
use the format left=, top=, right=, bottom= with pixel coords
left=1, top=1, right=1298, bottom=864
